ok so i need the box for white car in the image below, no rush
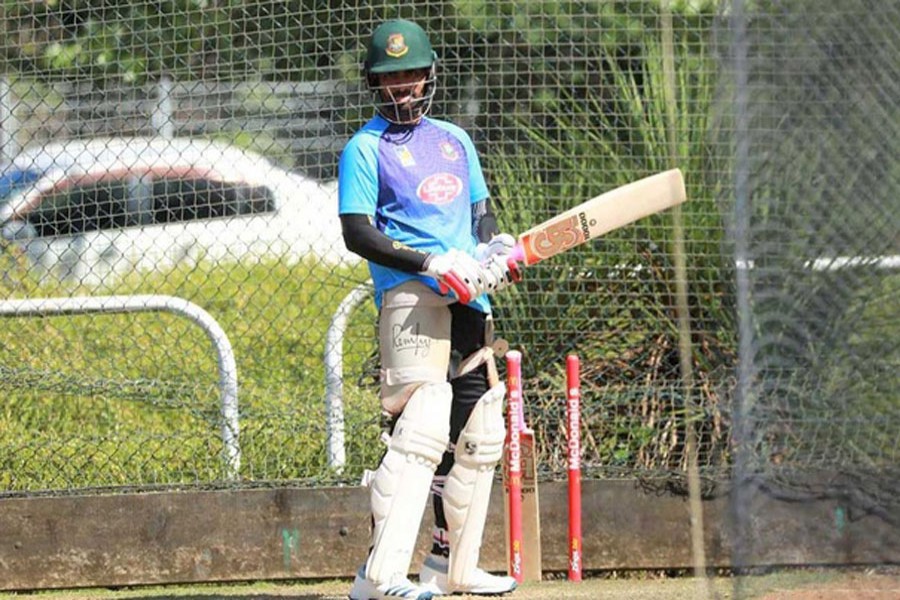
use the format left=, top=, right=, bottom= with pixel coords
left=0, top=137, right=353, bottom=284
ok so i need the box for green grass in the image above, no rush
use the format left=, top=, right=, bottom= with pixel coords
left=0, top=257, right=382, bottom=490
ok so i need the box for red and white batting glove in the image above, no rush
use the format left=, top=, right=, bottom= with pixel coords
left=481, top=252, right=520, bottom=294
left=422, top=248, right=489, bottom=304
left=475, top=233, right=522, bottom=294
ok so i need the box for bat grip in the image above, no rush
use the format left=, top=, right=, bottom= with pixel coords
left=507, top=256, right=523, bottom=283
left=509, top=244, right=525, bottom=264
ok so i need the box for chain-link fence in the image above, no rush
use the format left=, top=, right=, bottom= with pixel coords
left=0, top=0, right=897, bottom=575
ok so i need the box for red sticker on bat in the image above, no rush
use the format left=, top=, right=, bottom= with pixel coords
left=521, top=214, right=586, bottom=262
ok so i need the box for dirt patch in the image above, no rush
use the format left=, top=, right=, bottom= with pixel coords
left=754, top=572, right=900, bottom=600
left=2, top=569, right=898, bottom=600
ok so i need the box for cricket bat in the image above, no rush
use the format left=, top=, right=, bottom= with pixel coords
left=445, top=169, right=687, bottom=303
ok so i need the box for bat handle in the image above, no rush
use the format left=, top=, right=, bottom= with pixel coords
left=504, top=244, right=524, bottom=283
left=509, top=244, right=525, bottom=264
left=507, top=256, right=523, bottom=283
left=438, top=272, right=473, bottom=304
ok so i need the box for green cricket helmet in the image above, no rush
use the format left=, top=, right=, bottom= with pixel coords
left=364, top=20, right=438, bottom=124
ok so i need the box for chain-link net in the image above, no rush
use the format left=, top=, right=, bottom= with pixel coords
left=0, top=0, right=897, bottom=578
left=716, top=0, right=900, bottom=572
left=0, top=1, right=728, bottom=495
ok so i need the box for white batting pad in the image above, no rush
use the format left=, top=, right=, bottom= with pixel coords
left=442, top=381, right=506, bottom=588
left=366, top=382, right=453, bottom=584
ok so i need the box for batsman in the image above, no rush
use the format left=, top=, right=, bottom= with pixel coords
left=338, top=18, right=520, bottom=600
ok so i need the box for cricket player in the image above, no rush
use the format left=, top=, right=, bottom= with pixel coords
left=338, top=18, right=519, bottom=600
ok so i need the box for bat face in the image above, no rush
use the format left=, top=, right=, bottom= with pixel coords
left=511, top=169, right=686, bottom=266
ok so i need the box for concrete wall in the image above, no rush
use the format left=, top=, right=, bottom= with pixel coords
left=1, top=480, right=897, bottom=591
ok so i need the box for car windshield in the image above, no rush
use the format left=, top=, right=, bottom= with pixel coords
left=0, top=168, right=43, bottom=205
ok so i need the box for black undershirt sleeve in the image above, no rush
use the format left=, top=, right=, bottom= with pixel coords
left=340, top=213, right=430, bottom=273
left=341, top=199, right=499, bottom=273
left=473, top=199, right=499, bottom=243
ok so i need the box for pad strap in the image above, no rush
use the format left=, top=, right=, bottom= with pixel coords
left=453, top=338, right=509, bottom=381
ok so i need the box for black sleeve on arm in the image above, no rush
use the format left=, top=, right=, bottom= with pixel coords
left=341, top=213, right=430, bottom=273
left=472, top=199, right=500, bottom=243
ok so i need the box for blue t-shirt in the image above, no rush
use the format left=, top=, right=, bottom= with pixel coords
left=338, top=114, right=492, bottom=314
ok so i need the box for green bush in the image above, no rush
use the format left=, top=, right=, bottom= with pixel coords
left=486, top=30, right=733, bottom=478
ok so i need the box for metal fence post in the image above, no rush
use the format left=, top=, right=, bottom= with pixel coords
left=0, top=77, right=19, bottom=163
left=0, top=295, right=241, bottom=479
left=323, top=281, right=372, bottom=472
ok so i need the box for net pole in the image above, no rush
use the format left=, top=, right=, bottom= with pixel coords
left=730, top=0, right=755, bottom=595
left=661, top=2, right=710, bottom=592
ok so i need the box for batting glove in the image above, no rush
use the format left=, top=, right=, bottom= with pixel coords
left=422, top=248, right=489, bottom=304
left=474, top=233, right=516, bottom=262
left=480, top=253, right=521, bottom=294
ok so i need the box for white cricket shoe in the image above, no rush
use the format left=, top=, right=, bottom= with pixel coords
left=418, top=555, right=518, bottom=596
left=349, top=565, right=436, bottom=600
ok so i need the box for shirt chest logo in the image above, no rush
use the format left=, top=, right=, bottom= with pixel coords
left=394, top=144, right=416, bottom=167
left=417, top=173, right=463, bottom=205
left=440, top=141, right=460, bottom=161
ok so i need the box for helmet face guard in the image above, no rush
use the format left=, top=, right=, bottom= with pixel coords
left=368, top=66, right=437, bottom=124
left=364, top=20, right=437, bottom=124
